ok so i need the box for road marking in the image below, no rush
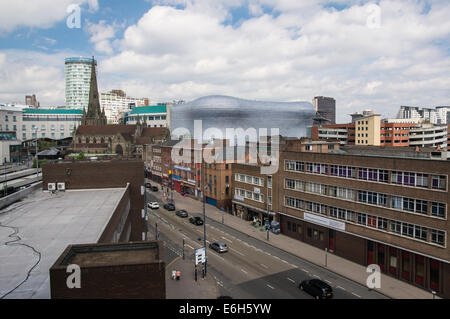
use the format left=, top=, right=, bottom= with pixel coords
left=217, top=281, right=223, bottom=287
left=267, top=284, right=275, bottom=290
left=301, top=268, right=309, bottom=273
left=337, top=286, right=346, bottom=291
left=241, top=269, right=248, bottom=274
left=313, top=275, right=321, bottom=279
left=287, top=278, right=295, bottom=284
left=186, top=244, right=194, bottom=250
left=352, top=292, right=362, bottom=298
left=325, top=280, right=332, bottom=284
left=260, top=263, right=269, bottom=269
left=221, top=236, right=232, bottom=243
left=281, top=259, right=289, bottom=264
left=230, top=248, right=244, bottom=256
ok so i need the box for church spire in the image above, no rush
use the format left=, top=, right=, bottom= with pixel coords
left=82, top=56, right=107, bottom=126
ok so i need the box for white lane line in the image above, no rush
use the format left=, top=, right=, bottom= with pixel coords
left=260, top=263, right=269, bottom=269
left=241, top=269, right=248, bottom=274
left=267, top=284, right=275, bottom=290
left=186, top=244, right=195, bottom=250
left=230, top=248, right=244, bottom=256
left=325, top=280, right=332, bottom=284
left=301, top=268, right=309, bottom=273
left=352, top=292, right=362, bottom=298
left=217, top=282, right=223, bottom=287
left=281, top=259, right=289, bottom=264
left=221, top=236, right=232, bottom=243
left=337, top=286, right=346, bottom=291
left=287, top=278, right=295, bottom=284
left=313, top=275, right=321, bottom=279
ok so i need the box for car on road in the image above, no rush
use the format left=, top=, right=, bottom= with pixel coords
left=148, top=202, right=159, bottom=209
left=298, top=279, right=333, bottom=299
left=175, top=209, right=188, bottom=218
left=189, top=216, right=204, bottom=225
left=209, top=241, right=228, bottom=253
left=151, top=186, right=158, bottom=192
left=163, top=203, right=176, bottom=211
left=145, top=182, right=152, bottom=188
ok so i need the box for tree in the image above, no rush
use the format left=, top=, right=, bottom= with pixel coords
left=76, top=152, right=86, bottom=160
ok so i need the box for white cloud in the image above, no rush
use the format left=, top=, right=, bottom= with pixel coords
left=85, top=20, right=124, bottom=55
left=0, top=50, right=67, bottom=105
left=0, top=0, right=98, bottom=33
left=1, top=0, right=449, bottom=122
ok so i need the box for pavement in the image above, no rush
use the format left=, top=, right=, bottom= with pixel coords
left=165, top=256, right=219, bottom=299
left=150, top=180, right=440, bottom=299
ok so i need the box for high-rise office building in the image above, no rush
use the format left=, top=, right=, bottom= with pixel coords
left=25, top=94, right=39, bottom=108
left=65, top=57, right=97, bottom=109
left=313, top=96, right=336, bottom=124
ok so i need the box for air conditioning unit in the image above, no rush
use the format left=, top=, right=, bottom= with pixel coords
left=48, top=183, right=56, bottom=191
left=57, top=182, right=65, bottom=191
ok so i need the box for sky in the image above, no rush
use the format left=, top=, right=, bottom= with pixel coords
left=0, top=0, right=449, bottom=123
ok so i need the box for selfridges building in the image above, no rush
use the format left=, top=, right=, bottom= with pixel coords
left=170, top=95, right=315, bottom=139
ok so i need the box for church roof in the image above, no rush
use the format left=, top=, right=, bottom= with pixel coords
left=76, top=125, right=137, bottom=136
left=141, top=127, right=170, bottom=137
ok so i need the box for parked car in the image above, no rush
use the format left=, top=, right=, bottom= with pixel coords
left=175, top=209, right=188, bottom=218
left=148, top=202, right=159, bottom=209
left=298, top=279, right=333, bottom=299
left=189, top=216, right=204, bottom=225
left=163, top=203, right=176, bottom=211
left=209, top=241, right=228, bottom=253
left=151, top=186, right=158, bottom=192
left=145, top=182, right=152, bottom=188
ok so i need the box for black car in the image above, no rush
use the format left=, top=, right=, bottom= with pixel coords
left=145, top=182, right=152, bottom=188
left=299, top=279, right=333, bottom=299
left=189, top=216, right=204, bottom=225
left=151, top=186, right=158, bottom=192
left=163, top=203, right=176, bottom=211
left=175, top=210, right=188, bottom=218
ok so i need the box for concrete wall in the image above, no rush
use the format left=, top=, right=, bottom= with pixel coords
left=0, top=181, right=42, bottom=210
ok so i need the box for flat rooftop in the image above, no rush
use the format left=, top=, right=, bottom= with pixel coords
left=0, top=187, right=127, bottom=299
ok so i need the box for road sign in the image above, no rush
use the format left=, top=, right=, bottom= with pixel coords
left=195, top=247, right=206, bottom=265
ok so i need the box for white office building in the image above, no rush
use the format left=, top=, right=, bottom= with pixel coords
left=397, top=106, right=449, bottom=125
left=100, top=90, right=149, bottom=124
left=21, top=109, right=82, bottom=141
left=124, top=104, right=171, bottom=128
left=65, top=57, right=96, bottom=109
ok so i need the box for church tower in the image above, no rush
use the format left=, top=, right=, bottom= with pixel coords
left=81, top=56, right=107, bottom=126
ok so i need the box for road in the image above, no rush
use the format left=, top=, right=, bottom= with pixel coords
left=145, top=189, right=387, bottom=299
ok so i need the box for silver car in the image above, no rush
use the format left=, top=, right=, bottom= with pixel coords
left=209, top=241, right=228, bottom=253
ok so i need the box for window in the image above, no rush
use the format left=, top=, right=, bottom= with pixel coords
left=377, top=217, right=387, bottom=230
left=402, top=223, right=414, bottom=237
left=414, top=226, right=427, bottom=241
left=431, top=202, right=446, bottom=218
left=403, top=198, right=415, bottom=212
left=432, top=175, right=446, bottom=190
left=390, top=221, right=402, bottom=234
left=391, top=196, right=402, bottom=210
left=367, top=215, right=377, bottom=228
left=415, top=200, right=428, bottom=215
left=357, top=213, right=367, bottom=225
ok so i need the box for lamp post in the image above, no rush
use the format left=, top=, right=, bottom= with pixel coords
left=325, top=248, right=328, bottom=267
left=202, top=161, right=209, bottom=276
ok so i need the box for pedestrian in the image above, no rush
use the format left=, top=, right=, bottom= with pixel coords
left=171, top=270, right=176, bottom=280
left=176, top=270, right=181, bottom=280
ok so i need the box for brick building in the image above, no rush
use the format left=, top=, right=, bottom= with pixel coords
left=49, top=241, right=165, bottom=299
left=272, top=146, right=449, bottom=297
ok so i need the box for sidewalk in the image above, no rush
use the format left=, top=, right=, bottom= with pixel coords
left=151, top=181, right=439, bottom=299
left=165, top=256, right=219, bottom=299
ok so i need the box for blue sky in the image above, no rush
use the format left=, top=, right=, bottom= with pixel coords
left=0, top=0, right=449, bottom=122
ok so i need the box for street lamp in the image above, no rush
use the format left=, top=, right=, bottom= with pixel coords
left=325, top=248, right=328, bottom=267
